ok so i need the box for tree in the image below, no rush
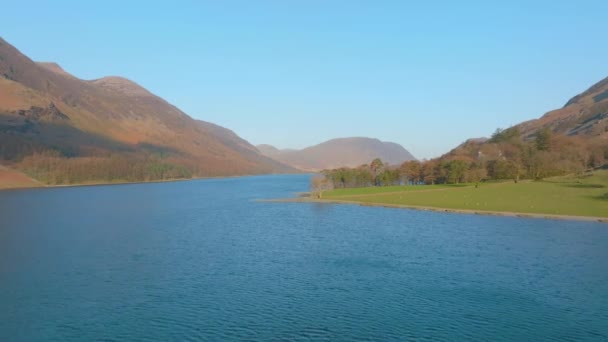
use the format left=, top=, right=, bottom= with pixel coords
left=466, top=165, right=487, bottom=184
left=400, top=160, right=422, bottom=185
left=489, top=126, right=520, bottom=143
left=500, top=142, right=524, bottom=182
left=422, top=159, right=439, bottom=184
left=527, top=149, right=560, bottom=180
left=310, top=174, right=333, bottom=198
left=379, top=168, right=401, bottom=186
left=369, top=158, right=385, bottom=186
left=535, top=128, right=552, bottom=151
left=446, top=160, right=468, bottom=184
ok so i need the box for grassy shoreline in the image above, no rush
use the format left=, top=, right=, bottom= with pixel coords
left=275, top=171, right=608, bottom=223
left=269, top=196, right=608, bottom=223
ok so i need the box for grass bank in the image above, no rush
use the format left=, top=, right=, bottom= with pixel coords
left=319, top=171, right=608, bottom=220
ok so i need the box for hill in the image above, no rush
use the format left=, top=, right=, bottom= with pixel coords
left=0, top=37, right=295, bottom=186
left=257, top=137, right=416, bottom=171
left=517, top=76, right=608, bottom=139
left=437, top=75, right=608, bottom=182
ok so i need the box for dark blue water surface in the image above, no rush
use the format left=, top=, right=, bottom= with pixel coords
left=1, top=174, right=607, bottom=341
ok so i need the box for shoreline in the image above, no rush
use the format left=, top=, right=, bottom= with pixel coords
left=0, top=173, right=297, bottom=192
left=0, top=177, right=193, bottom=191
left=4, top=174, right=605, bottom=224
left=264, top=197, right=608, bottom=223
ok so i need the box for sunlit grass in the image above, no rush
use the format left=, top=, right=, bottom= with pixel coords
left=324, top=184, right=468, bottom=197
left=322, top=171, right=608, bottom=218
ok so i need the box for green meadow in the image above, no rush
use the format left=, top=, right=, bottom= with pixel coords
left=322, top=171, right=608, bottom=218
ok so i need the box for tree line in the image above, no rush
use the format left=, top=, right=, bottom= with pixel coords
left=16, top=150, right=193, bottom=185
left=313, top=127, right=607, bottom=194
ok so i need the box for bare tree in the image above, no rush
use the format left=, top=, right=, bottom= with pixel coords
left=310, top=174, right=333, bottom=199
left=400, top=160, right=422, bottom=185
left=369, top=158, right=385, bottom=186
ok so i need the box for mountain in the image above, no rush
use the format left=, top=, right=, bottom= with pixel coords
left=256, top=144, right=297, bottom=159
left=442, top=75, right=607, bottom=171
left=517, top=76, right=608, bottom=139
left=257, top=137, right=416, bottom=171
left=0, top=37, right=295, bottom=185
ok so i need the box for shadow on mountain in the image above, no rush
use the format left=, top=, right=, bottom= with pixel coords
left=0, top=113, right=181, bottom=159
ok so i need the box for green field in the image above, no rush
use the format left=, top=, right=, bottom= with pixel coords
left=322, top=171, right=608, bottom=218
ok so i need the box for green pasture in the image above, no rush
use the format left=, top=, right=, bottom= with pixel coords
left=322, top=171, right=608, bottom=218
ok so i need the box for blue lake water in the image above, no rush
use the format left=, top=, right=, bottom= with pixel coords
left=1, top=174, right=607, bottom=341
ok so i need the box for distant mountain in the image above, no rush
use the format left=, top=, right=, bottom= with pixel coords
left=0, top=37, right=295, bottom=185
left=257, top=137, right=416, bottom=171
left=256, top=144, right=297, bottom=159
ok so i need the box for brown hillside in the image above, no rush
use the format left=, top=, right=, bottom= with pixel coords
left=0, top=37, right=295, bottom=185
left=443, top=76, right=608, bottom=170
left=517, top=76, right=608, bottom=139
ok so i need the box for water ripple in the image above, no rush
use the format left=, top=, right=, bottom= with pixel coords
left=1, top=175, right=607, bottom=341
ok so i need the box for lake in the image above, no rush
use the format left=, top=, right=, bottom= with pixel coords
left=1, top=174, right=607, bottom=341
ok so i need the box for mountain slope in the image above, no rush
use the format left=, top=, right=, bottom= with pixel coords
left=257, top=137, right=416, bottom=171
left=0, top=37, right=295, bottom=184
left=517, top=76, right=608, bottom=139
left=442, top=75, right=608, bottom=172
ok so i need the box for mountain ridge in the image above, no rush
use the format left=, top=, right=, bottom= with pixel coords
left=514, top=75, right=608, bottom=139
left=257, top=137, right=416, bottom=171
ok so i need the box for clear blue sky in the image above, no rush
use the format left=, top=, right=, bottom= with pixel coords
left=3, top=1, right=607, bottom=159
